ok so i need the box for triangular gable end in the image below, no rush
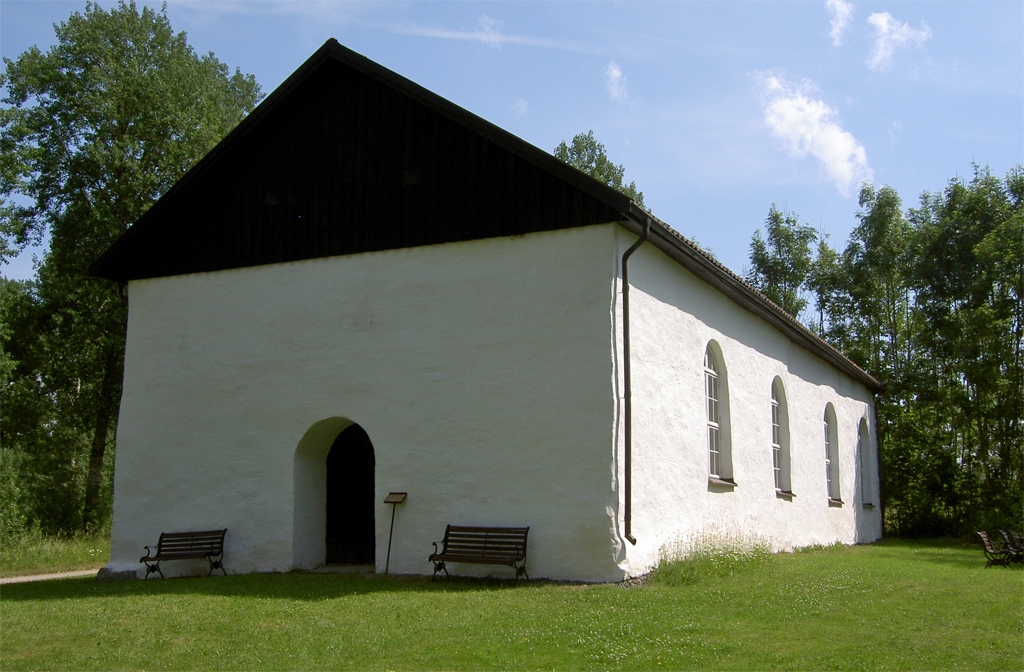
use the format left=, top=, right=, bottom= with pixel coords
left=90, top=39, right=631, bottom=282
left=90, top=39, right=881, bottom=392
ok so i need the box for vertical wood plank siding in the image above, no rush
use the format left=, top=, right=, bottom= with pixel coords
left=90, top=41, right=881, bottom=390
left=97, top=59, right=623, bottom=282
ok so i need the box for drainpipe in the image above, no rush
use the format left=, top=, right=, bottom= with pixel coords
left=621, top=216, right=650, bottom=546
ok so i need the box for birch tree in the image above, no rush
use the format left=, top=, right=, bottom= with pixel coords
left=1, top=1, right=262, bottom=531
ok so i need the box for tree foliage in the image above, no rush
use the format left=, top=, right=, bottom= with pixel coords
left=0, top=1, right=262, bottom=533
left=554, top=130, right=646, bottom=209
left=792, top=166, right=1023, bottom=536
left=898, top=167, right=1024, bottom=535
left=746, top=205, right=817, bottom=318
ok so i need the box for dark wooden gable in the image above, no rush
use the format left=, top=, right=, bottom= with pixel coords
left=89, top=41, right=881, bottom=390
left=91, top=40, right=629, bottom=282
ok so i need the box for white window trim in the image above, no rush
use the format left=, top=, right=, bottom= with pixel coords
left=706, top=350, right=721, bottom=478
left=824, top=406, right=842, bottom=505
left=771, top=390, right=782, bottom=490
left=859, top=421, right=873, bottom=507
left=705, top=346, right=735, bottom=488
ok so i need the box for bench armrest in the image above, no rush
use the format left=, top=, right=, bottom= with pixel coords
left=432, top=541, right=441, bottom=555
left=141, top=545, right=157, bottom=561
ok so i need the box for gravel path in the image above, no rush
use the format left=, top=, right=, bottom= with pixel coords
left=0, top=569, right=99, bottom=584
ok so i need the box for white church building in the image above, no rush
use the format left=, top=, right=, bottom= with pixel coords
left=93, top=40, right=882, bottom=582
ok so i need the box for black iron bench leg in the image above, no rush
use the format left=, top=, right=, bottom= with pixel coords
left=208, top=556, right=226, bottom=576
left=514, top=563, right=528, bottom=581
left=144, top=562, right=164, bottom=579
left=432, top=560, right=448, bottom=581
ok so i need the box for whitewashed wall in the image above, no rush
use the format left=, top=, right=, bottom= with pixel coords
left=610, top=227, right=883, bottom=578
left=103, top=222, right=881, bottom=583
left=105, top=225, right=626, bottom=582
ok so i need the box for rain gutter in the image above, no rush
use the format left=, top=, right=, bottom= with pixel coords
left=620, top=212, right=650, bottom=546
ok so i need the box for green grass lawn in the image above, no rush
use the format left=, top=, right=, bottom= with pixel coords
left=1, top=539, right=1020, bottom=671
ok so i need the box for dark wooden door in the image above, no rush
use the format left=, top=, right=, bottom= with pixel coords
left=326, top=424, right=375, bottom=564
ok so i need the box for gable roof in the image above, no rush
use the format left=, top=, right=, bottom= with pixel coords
left=90, top=39, right=880, bottom=391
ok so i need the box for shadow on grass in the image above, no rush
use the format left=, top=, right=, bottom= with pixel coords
left=871, top=536, right=1023, bottom=571
left=0, top=570, right=560, bottom=603
left=6, top=537, right=1018, bottom=604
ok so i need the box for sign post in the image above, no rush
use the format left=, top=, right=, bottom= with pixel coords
left=383, top=492, right=407, bottom=574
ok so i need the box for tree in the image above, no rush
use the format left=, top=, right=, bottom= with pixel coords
left=0, top=279, right=32, bottom=547
left=798, top=168, right=1023, bottom=536
left=844, top=184, right=915, bottom=376
left=806, top=233, right=851, bottom=340
left=906, top=165, right=1023, bottom=534
left=745, top=205, right=817, bottom=318
left=554, top=130, right=646, bottom=209
left=0, top=1, right=263, bottom=531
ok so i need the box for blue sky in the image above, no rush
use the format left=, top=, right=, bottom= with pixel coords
left=2, top=1, right=1021, bottom=282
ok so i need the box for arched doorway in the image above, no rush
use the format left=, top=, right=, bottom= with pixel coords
left=326, top=424, right=375, bottom=564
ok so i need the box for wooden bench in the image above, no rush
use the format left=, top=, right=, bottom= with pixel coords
left=999, top=530, right=1023, bottom=564
left=140, top=529, right=227, bottom=579
left=429, top=525, right=529, bottom=580
left=977, top=531, right=1011, bottom=568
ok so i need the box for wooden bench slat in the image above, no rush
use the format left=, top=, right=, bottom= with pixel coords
left=441, top=536, right=524, bottom=544
left=434, top=557, right=520, bottom=565
left=441, top=554, right=522, bottom=559
left=442, top=549, right=523, bottom=556
left=442, top=550, right=524, bottom=558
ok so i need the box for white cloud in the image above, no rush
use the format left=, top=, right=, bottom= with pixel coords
left=826, top=0, right=854, bottom=46
left=389, top=15, right=592, bottom=52
left=887, top=120, right=902, bottom=146
left=756, top=73, right=872, bottom=196
left=866, top=12, right=931, bottom=71
left=170, top=0, right=362, bottom=22
left=606, top=60, right=628, bottom=101
left=514, top=99, right=528, bottom=115
left=475, top=15, right=503, bottom=48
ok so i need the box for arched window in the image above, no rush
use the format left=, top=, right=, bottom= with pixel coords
left=824, top=404, right=841, bottom=503
left=859, top=418, right=872, bottom=506
left=706, top=349, right=720, bottom=477
left=771, top=378, right=792, bottom=495
left=705, top=343, right=732, bottom=483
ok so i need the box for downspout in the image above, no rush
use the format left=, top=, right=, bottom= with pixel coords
left=621, top=216, right=650, bottom=546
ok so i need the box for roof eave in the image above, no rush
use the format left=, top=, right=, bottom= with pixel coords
left=616, top=211, right=882, bottom=393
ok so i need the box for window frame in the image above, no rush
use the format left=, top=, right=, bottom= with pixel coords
left=771, top=378, right=793, bottom=497
left=859, top=418, right=873, bottom=507
left=706, top=349, right=721, bottom=478
left=771, top=390, right=781, bottom=488
left=824, top=404, right=841, bottom=505
left=704, top=343, right=734, bottom=487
